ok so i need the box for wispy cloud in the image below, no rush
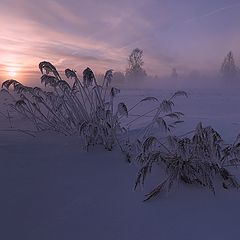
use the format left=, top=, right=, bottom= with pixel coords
left=183, top=3, right=240, bottom=24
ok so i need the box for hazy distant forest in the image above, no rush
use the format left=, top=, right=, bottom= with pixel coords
left=102, top=49, right=240, bottom=87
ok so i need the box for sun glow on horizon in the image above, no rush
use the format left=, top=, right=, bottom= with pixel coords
left=7, top=67, right=17, bottom=78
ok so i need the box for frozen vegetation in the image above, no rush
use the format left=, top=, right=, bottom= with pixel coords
left=1, top=62, right=240, bottom=239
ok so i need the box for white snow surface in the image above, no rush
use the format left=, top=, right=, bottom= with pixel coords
left=1, top=87, right=240, bottom=240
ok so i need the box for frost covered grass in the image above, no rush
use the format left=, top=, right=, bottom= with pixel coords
left=118, top=90, right=240, bottom=201
left=133, top=123, right=240, bottom=201
left=2, top=62, right=128, bottom=150
left=2, top=62, right=240, bottom=202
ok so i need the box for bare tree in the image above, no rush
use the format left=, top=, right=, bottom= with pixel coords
left=126, top=48, right=146, bottom=81
left=221, top=51, right=239, bottom=80
left=171, top=68, right=178, bottom=79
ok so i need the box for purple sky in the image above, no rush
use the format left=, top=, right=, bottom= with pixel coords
left=0, top=0, right=240, bottom=83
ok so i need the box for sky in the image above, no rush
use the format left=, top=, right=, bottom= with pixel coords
left=0, top=0, right=240, bottom=84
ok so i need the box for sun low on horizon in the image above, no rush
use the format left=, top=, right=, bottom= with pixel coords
left=7, top=67, right=17, bottom=78
left=1, top=64, right=22, bottom=81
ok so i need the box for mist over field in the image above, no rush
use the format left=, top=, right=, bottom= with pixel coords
left=1, top=1, right=240, bottom=240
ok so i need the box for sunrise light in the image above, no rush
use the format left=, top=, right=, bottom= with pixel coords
left=7, top=68, right=16, bottom=78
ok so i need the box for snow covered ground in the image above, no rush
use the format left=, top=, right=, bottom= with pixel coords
left=1, top=87, right=240, bottom=240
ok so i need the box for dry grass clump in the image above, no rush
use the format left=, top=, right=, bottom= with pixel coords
left=2, top=61, right=128, bottom=150
left=134, top=122, right=240, bottom=201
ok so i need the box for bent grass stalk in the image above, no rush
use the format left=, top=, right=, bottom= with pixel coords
left=2, top=62, right=127, bottom=150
